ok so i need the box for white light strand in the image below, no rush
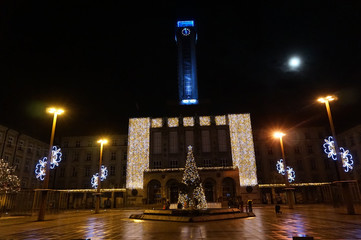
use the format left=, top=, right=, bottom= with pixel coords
left=276, top=159, right=296, bottom=182
left=34, top=146, right=62, bottom=181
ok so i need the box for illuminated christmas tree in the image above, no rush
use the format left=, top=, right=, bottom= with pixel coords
left=0, top=159, right=20, bottom=193
left=178, top=146, right=207, bottom=209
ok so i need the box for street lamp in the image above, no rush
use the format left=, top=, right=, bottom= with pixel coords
left=38, top=107, right=64, bottom=221
left=274, top=131, right=294, bottom=209
left=95, top=138, right=108, bottom=214
left=317, top=95, right=355, bottom=214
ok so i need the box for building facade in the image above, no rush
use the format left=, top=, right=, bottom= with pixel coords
left=125, top=114, right=259, bottom=206
left=0, top=124, right=48, bottom=189
left=53, top=135, right=128, bottom=189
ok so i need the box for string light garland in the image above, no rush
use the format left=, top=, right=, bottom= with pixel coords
left=0, top=159, right=21, bottom=193
left=178, top=146, right=207, bottom=209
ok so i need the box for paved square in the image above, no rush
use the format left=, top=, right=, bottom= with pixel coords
left=1, top=204, right=360, bottom=239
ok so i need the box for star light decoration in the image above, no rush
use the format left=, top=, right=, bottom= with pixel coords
left=91, top=165, right=108, bottom=189
left=276, top=159, right=296, bottom=183
left=322, top=136, right=354, bottom=172
left=34, top=146, right=62, bottom=181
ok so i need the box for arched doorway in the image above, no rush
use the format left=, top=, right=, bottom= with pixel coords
left=222, top=177, right=235, bottom=200
left=204, top=178, right=216, bottom=202
left=166, top=179, right=179, bottom=203
left=147, top=180, right=162, bottom=204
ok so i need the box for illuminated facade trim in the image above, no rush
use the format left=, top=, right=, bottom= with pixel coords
left=228, top=114, right=258, bottom=186
left=168, top=118, right=179, bottom=127
left=151, top=118, right=163, bottom=128
left=126, top=118, right=150, bottom=189
left=183, top=117, right=194, bottom=127
left=199, top=116, right=211, bottom=126
left=215, top=115, right=226, bottom=125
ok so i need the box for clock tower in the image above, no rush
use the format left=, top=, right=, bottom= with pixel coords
left=175, top=20, right=198, bottom=105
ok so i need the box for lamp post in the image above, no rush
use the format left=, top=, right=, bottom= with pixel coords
left=274, top=131, right=294, bottom=209
left=317, top=96, right=355, bottom=214
left=38, top=107, right=64, bottom=221
left=95, top=139, right=107, bottom=214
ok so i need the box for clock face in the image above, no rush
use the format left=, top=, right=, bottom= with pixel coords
left=181, top=28, right=191, bottom=36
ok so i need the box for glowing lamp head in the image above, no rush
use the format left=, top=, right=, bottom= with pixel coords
left=274, top=132, right=286, bottom=139
left=47, top=107, right=64, bottom=115
left=97, top=139, right=108, bottom=145
left=317, top=95, right=336, bottom=103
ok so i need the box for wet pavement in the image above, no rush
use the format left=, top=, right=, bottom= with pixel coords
left=0, top=204, right=360, bottom=239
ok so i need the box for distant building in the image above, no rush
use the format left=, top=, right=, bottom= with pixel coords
left=0, top=124, right=48, bottom=189
left=54, top=135, right=128, bottom=189
left=338, top=124, right=361, bottom=183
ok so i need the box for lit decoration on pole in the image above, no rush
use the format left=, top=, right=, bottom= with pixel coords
left=228, top=114, right=258, bottom=186
left=91, top=165, right=108, bottom=189
left=322, top=136, right=354, bottom=172
left=35, top=157, right=47, bottom=181
left=126, top=118, right=150, bottom=189
left=276, top=159, right=285, bottom=175
left=34, top=146, right=62, bottom=181
left=340, top=147, right=353, bottom=172
left=323, top=136, right=337, bottom=160
left=178, top=145, right=207, bottom=209
left=276, top=159, right=296, bottom=183
left=49, top=146, right=62, bottom=169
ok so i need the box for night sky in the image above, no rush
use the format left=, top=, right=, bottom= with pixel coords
left=1, top=1, right=361, bottom=142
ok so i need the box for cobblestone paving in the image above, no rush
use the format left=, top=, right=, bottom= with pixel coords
left=0, top=205, right=360, bottom=239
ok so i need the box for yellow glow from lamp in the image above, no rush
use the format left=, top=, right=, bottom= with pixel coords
left=274, top=132, right=286, bottom=139
left=47, top=107, right=64, bottom=115
left=97, top=139, right=108, bottom=144
left=317, top=95, right=336, bottom=103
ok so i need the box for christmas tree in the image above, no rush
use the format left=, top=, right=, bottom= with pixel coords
left=0, top=159, right=20, bottom=193
left=178, top=145, right=207, bottom=209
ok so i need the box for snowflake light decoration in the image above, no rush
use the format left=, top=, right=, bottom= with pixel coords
left=286, top=166, right=296, bottom=183
left=35, top=157, right=47, bottom=181
left=50, top=146, right=62, bottom=169
left=276, top=159, right=285, bottom=175
left=340, top=147, right=353, bottom=172
left=90, top=165, right=108, bottom=189
left=323, top=136, right=337, bottom=160
left=276, top=159, right=295, bottom=183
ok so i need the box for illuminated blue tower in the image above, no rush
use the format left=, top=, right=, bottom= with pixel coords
left=175, top=20, right=198, bottom=105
